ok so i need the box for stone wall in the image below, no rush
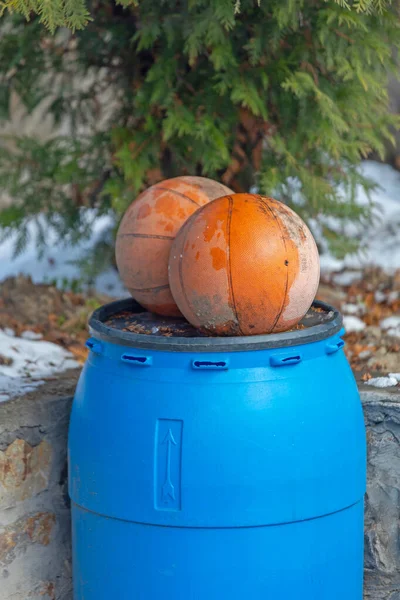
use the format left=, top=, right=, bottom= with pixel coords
left=0, top=372, right=78, bottom=600
left=363, top=386, right=400, bottom=600
left=0, top=377, right=399, bottom=599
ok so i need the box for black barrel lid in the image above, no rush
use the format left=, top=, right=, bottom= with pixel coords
left=89, top=298, right=343, bottom=353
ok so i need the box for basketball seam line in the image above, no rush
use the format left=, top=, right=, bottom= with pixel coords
left=178, top=222, right=197, bottom=325
left=118, top=233, right=174, bottom=240
left=129, top=284, right=170, bottom=293
left=259, top=196, right=289, bottom=332
left=154, top=186, right=201, bottom=207
left=227, top=196, right=244, bottom=335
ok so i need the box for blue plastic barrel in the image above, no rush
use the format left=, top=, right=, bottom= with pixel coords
left=68, top=299, right=366, bottom=600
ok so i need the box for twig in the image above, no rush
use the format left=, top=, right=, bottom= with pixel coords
left=334, top=29, right=355, bottom=44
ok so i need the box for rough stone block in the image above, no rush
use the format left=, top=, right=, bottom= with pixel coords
left=0, top=370, right=78, bottom=600
left=0, top=439, right=52, bottom=508
left=362, top=386, right=400, bottom=600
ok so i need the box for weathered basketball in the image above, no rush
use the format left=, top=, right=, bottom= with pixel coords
left=116, top=176, right=233, bottom=316
left=168, top=193, right=320, bottom=334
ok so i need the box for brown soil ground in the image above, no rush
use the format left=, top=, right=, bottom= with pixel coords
left=0, top=275, right=112, bottom=364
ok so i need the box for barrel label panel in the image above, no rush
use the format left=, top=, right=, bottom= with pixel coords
left=154, top=419, right=183, bottom=511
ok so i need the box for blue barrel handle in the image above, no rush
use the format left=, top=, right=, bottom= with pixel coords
left=269, top=354, right=302, bottom=367
left=121, top=354, right=153, bottom=366
left=192, top=360, right=229, bottom=370
left=85, top=338, right=103, bottom=355
left=325, top=338, right=345, bottom=355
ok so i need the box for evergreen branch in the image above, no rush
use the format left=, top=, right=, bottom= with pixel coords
left=0, top=0, right=91, bottom=31
left=330, top=0, right=393, bottom=12
left=0, top=0, right=395, bottom=34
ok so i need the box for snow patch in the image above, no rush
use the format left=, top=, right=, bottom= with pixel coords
left=380, top=316, right=400, bottom=338
left=365, top=376, right=398, bottom=388
left=387, top=328, right=400, bottom=338
left=21, top=330, right=43, bottom=341
left=0, top=329, right=79, bottom=402
left=320, top=161, right=400, bottom=274
left=343, top=315, right=366, bottom=333
left=342, top=303, right=364, bottom=315
left=0, top=212, right=126, bottom=297
left=380, top=316, right=400, bottom=329
left=374, top=291, right=387, bottom=304
left=388, top=372, right=400, bottom=382
left=388, top=291, right=399, bottom=303
left=332, top=271, right=363, bottom=286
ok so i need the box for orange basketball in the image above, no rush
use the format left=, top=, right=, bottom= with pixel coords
left=168, top=193, right=320, bottom=335
left=115, top=176, right=233, bottom=316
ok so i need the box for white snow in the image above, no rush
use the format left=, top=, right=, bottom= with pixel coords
left=380, top=316, right=400, bottom=338
left=380, top=316, right=400, bottom=329
left=365, top=376, right=398, bottom=388
left=319, top=161, right=400, bottom=274
left=21, top=330, right=43, bottom=341
left=342, top=303, right=364, bottom=315
left=374, top=290, right=387, bottom=304
left=0, top=211, right=126, bottom=297
left=388, top=372, right=400, bottom=382
left=0, top=329, right=79, bottom=402
left=386, top=328, right=400, bottom=338
left=387, top=291, right=399, bottom=303
left=332, top=271, right=363, bottom=286
left=343, top=315, right=366, bottom=333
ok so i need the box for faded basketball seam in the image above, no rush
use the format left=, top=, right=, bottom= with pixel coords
left=259, top=196, right=289, bottom=333
left=118, top=233, right=174, bottom=240
left=154, top=186, right=201, bottom=207
left=266, top=198, right=320, bottom=315
left=178, top=222, right=198, bottom=325
left=128, top=284, right=170, bottom=293
left=227, top=196, right=244, bottom=335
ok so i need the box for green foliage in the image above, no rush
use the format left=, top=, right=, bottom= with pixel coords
left=0, top=0, right=91, bottom=31
left=1, top=0, right=394, bottom=30
left=0, top=0, right=399, bottom=261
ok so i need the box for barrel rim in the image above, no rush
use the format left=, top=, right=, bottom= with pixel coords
left=88, top=299, right=343, bottom=352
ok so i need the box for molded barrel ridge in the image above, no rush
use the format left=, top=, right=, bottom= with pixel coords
left=68, top=300, right=366, bottom=600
